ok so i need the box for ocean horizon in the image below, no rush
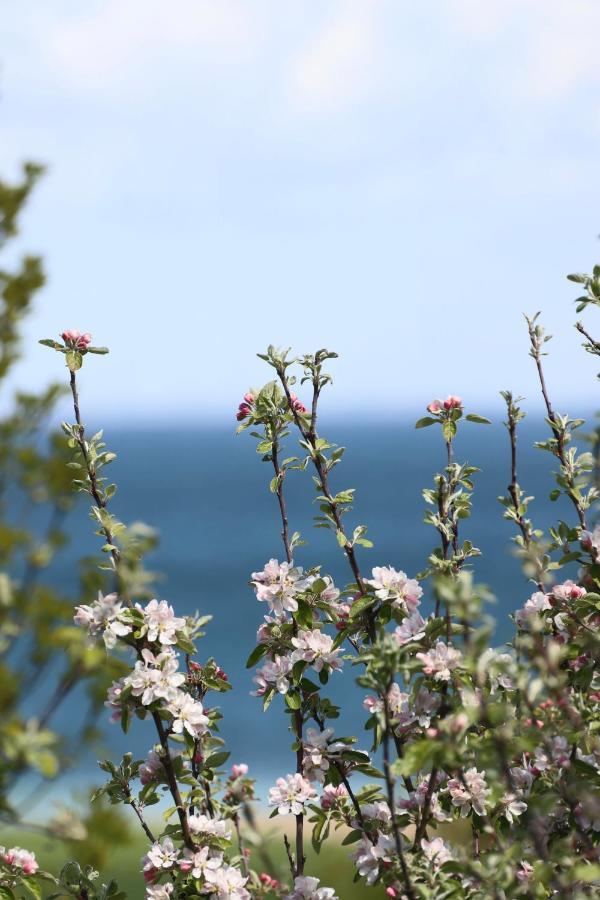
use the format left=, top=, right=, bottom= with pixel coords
left=12, top=414, right=592, bottom=813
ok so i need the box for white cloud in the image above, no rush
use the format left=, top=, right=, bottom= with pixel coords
left=42, top=0, right=259, bottom=93
left=288, top=2, right=380, bottom=113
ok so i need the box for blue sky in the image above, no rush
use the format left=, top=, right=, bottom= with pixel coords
left=2, top=1, right=600, bottom=421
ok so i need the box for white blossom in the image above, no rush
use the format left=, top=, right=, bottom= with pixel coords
left=514, top=591, right=551, bottom=629
left=204, top=863, right=250, bottom=899
left=145, top=885, right=173, bottom=900
left=188, top=814, right=232, bottom=840
left=268, top=773, right=317, bottom=816
left=446, top=767, right=489, bottom=817
left=421, top=837, right=454, bottom=867
left=139, top=598, right=186, bottom=646
left=179, top=846, right=223, bottom=879
left=168, top=690, right=209, bottom=738
left=367, top=566, right=423, bottom=613
left=143, top=838, right=179, bottom=871
left=302, top=728, right=347, bottom=783
left=291, top=630, right=343, bottom=673
left=501, top=792, right=527, bottom=824
left=125, top=649, right=185, bottom=706
left=394, top=611, right=427, bottom=645
left=251, top=559, right=313, bottom=615
left=417, top=642, right=462, bottom=682
left=74, top=591, right=132, bottom=648
left=252, top=655, right=292, bottom=696
left=351, top=834, right=394, bottom=886
left=284, top=875, right=339, bottom=899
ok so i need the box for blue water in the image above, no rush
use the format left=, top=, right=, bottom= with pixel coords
left=15, top=416, right=587, bottom=806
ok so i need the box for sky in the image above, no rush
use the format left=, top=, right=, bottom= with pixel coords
left=2, top=0, right=600, bottom=421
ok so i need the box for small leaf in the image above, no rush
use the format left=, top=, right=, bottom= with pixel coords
left=415, top=416, right=438, bottom=429
left=65, top=349, right=83, bottom=371
left=465, top=413, right=491, bottom=425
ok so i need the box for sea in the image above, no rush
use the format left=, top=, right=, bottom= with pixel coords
left=13, top=414, right=591, bottom=810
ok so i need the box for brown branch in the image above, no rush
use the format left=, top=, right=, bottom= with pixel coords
left=382, top=691, right=415, bottom=900
left=527, top=319, right=587, bottom=529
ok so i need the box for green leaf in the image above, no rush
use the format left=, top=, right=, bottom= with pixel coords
left=415, top=416, right=438, bottom=429
left=204, top=751, right=230, bottom=769
left=284, top=690, right=302, bottom=710
left=87, top=346, right=110, bottom=354
left=20, top=878, right=42, bottom=900
left=465, top=413, right=491, bottom=425
left=246, top=643, right=268, bottom=668
left=65, top=349, right=83, bottom=371
left=38, top=338, right=63, bottom=350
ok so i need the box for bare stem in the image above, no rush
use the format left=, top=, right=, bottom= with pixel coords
left=383, top=691, right=415, bottom=900
left=527, top=320, right=587, bottom=529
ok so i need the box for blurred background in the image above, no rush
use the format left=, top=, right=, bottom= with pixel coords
left=1, top=1, right=600, bottom=893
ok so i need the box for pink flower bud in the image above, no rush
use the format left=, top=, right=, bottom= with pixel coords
left=78, top=332, right=92, bottom=348
left=231, top=763, right=249, bottom=778
left=290, top=393, right=307, bottom=414
left=443, top=395, right=462, bottom=410
left=193, top=750, right=203, bottom=765
left=236, top=404, right=252, bottom=421
left=386, top=889, right=398, bottom=898
left=179, top=861, right=193, bottom=873
left=144, top=867, right=159, bottom=883
left=243, top=392, right=255, bottom=404
left=427, top=400, right=442, bottom=414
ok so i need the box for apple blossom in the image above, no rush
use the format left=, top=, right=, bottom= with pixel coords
left=394, top=610, right=427, bottom=645
left=125, top=649, right=185, bottom=706
left=168, top=690, right=209, bottom=738
left=178, top=846, right=223, bottom=879
left=367, top=566, right=423, bottom=613
left=551, top=579, right=586, bottom=602
left=142, top=838, right=179, bottom=872
left=420, top=837, right=454, bottom=868
left=145, top=884, right=174, bottom=900
left=351, top=835, right=395, bottom=886
left=320, top=784, right=348, bottom=810
left=446, top=767, right=489, bottom=817
left=252, top=655, right=292, bottom=695
left=74, top=591, right=132, bottom=648
left=61, top=329, right=92, bottom=349
left=514, top=590, right=551, bottom=628
left=416, top=642, right=462, bottom=681
left=204, top=864, right=251, bottom=899
left=302, top=728, right=347, bottom=783
left=188, top=814, right=232, bottom=840
left=290, top=629, right=343, bottom=673
left=268, top=773, right=317, bottom=816
left=139, top=598, right=187, bottom=645
left=284, top=875, right=339, bottom=899
left=0, top=846, right=39, bottom=875
left=251, top=559, right=313, bottom=615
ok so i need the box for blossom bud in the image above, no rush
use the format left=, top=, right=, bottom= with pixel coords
left=290, top=393, right=307, bottom=414
left=427, top=400, right=442, bottom=414
left=386, top=889, right=398, bottom=898
left=231, top=763, right=249, bottom=778
left=443, top=395, right=462, bottom=409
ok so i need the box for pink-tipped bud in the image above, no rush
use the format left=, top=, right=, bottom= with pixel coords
left=243, top=392, right=255, bottom=404
left=427, top=399, right=442, bottom=414
left=144, top=867, right=159, bottom=884
left=443, top=395, right=462, bottom=410
left=386, top=889, right=398, bottom=898
left=78, top=332, right=92, bottom=348
left=290, top=393, right=307, bottom=414
left=193, top=750, right=204, bottom=765
left=236, top=404, right=252, bottom=421
left=231, top=763, right=249, bottom=778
